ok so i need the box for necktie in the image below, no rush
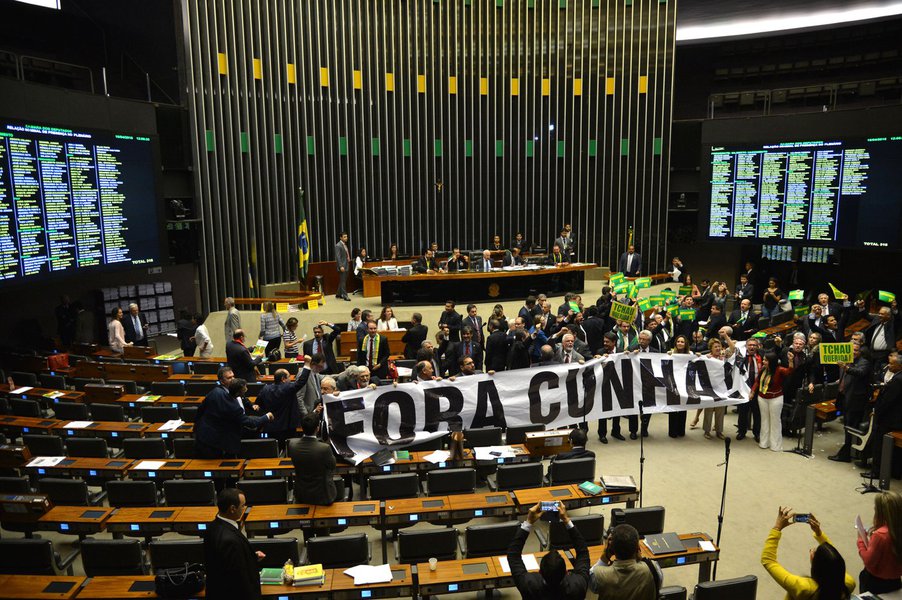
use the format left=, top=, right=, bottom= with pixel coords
left=627, top=254, right=633, bottom=272
left=314, top=340, right=321, bottom=355
left=368, top=337, right=374, bottom=368
left=465, top=343, right=471, bottom=357
left=565, top=352, right=571, bottom=363
left=134, top=316, right=141, bottom=339
left=484, top=259, right=490, bottom=271
left=749, top=357, right=757, bottom=382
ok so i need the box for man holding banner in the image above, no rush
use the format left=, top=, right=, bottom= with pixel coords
left=828, top=343, right=872, bottom=463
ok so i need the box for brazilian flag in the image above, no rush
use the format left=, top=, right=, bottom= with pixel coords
left=247, top=241, right=258, bottom=296
left=297, top=188, right=310, bottom=280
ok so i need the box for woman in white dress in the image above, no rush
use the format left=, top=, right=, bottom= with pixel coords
left=377, top=305, right=399, bottom=331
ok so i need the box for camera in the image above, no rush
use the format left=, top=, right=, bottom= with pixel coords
left=540, top=501, right=560, bottom=522
left=794, top=513, right=810, bottom=523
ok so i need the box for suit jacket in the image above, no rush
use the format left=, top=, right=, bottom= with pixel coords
left=506, top=340, right=531, bottom=370
left=502, top=251, right=524, bottom=267
left=446, top=340, right=484, bottom=374
left=203, top=517, right=261, bottom=599
left=583, top=317, right=608, bottom=353
left=554, top=236, right=574, bottom=256
left=462, top=315, right=485, bottom=345
left=122, top=313, right=148, bottom=344
left=413, top=256, right=439, bottom=273
left=728, top=310, right=759, bottom=341
left=303, top=327, right=341, bottom=373
left=808, top=317, right=842, bottom=344
left=865, top=314, right=901, bottom=351
left=736, top=283, right=755, bottom=302
left=446, top=256, right=469, bottom=272
left=256, top=367, right=311, bottom=435
left=547, top=252, right=567, bottom=266
left=875, top=371, right=902, bottom=432
left=507, top=524, right=590, bottom=600
left=226, top=339, right=262, bottom=382
left=195, top=386, right=270, bottom=456
left=439, top=310, right=463, bottom=342
left=357, top=334, right=390, bottom=378
left=705, top=314, right=727, bottom=339
left=618, top=252, right=641, bottom=276
left=554, top=346, right=581, bottom=364
left=334, top=240, right=349, bottom=270
left=475, top=257, right=494, bottom=272
left=295, top=371, right=324, bottom=417
left=841, top=355, right=872, bottom=411
left=485, top=330, right=510, bottom=372
left=288, top=436, right=337, bottom=505
left=402, top=324, right=428, bottom=359
left=554, top=447, right=596, bottom=461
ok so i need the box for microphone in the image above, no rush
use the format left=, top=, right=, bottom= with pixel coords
left=724, top=436, right=731, bottom=456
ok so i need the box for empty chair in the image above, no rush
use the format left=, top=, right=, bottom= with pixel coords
left=186, top=381, right=216, bottom=396
left=426, top=468, right=476, bottom=496
left=95, top=356, right=123, bottom=363
left=148, top=539, right=204, bottom=571
left=107, top=480, right=158, bottom=507
left=66, top=437, right=109, bottom=458
left=123, top=437, right=168, bottom=459
left=53, top=401, right=90, bottom=421
left=610, top=506, right=666, bottom=537
left=304, top=534, right=370, bottom=569
left=179, top=405, right=199, bottom=423
left=693, top=575, right=757, bottom=600
left=491, top=462, right=544, bottom=491
left=80, top=538, right=146, bottom=576
left=238, top=479, right=288, bottom=505
left=547, top=457, right=596, bottom=486
left=505, top=424, right=544, bottom=445
left=0, top=539, right=75, bottom=575
left=38, top=373, right=67, bottom=390
left=403, top=434, right=447, bottom=452
left=172, top=438, right=196, bottom=459
left=72, top=377, right=104, bottom=391
left=9, top=371, right=38, bottom=387
left=368, top=473, right=420, bottom=500
left=249, top=538, right=300, bottom=569
left=38, top=478, right=96, bottom=506
left=10, top=398, right=42, bottom=418
left=150, top=381, right=186, bottom=396
left=245, top=382, right=265, bottom=397
left=0, top=476, right=30, bottom=493
left=542, top=514, right=605, bottom=550
left=396, top=528, right=458, bottom=564
left=239, top=438, right=279, bottom=459
left=106, top=379, right=139, bottom=394
left=89, top=403, right=125, bottom=422
left=140, top=405, right=180, bottom=423
left=461, top=522, right=522, bottom=558
left=23, top=434, right=64, bottom=457
left=463, top=426, right=503, bottom=448
left=394, top=359, right=416, bottom=370
left=191, top=362, right=225, bottom=375
left=660, top=586, right=687, bottom=600
left=163, top=479, right=215, bottom=506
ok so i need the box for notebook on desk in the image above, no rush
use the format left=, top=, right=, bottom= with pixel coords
left=643, top=532, right=684, bottom=555
left=600, top=475, right=637, bottom=491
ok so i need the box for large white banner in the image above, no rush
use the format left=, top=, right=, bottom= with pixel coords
left=324, top=353, right=750, bottom=463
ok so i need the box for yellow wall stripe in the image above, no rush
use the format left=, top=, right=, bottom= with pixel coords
left=353, top=70, right=363, bottom=90
left=480, top=77, right=489, bottom=95
left=639, top=75, right=648, bottom=93
left=605, top=77, right=616, bottom=95
left=252, top=58, right=262, bottom=80
left=417, top=74, right=426, bottom=93
left=511, top=78, right=520, bottom=96
left=448, top=76, right=458, bottom=94
left=286, top=63, right=296, bottom=84
left=217, top=53, right=227, bottom=75
left=320, top=67, right=329, bottom=87
left=573, top=78, right=582, bottom=96
left=385, top=72, right=395, bottom=92
left=541, top=78, right=551, bottom=96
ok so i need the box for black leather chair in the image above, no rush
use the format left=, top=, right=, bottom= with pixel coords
left=0, top=476, right=30, bottom=493
left=38, top=373, right=68, bottom=390
left=163, top=479, right=216, bottom=506
left=239, top=438, right=280, bottom=459
left=490, top=462, right=544, bottom=491
left=38, top=478, right=101, bottom=506
left=539, top=514, right=605, bottom=550
left=72, top=377, right=104, bottom=391
left=179, top=406, right=199, bottom=423
left=11, top=398, right=42, bottom=418
left=238, top=478, right=288, bottom=505
left=107, top=480, right=158, bottom=507
left=505, top=424, right=544, bottom=445
left=660, top=586, right=688, bottom=600
left=426, top=468, right=476, bottom=496
left=546, top=457, right=596, bottom=485
left=303, top=533, right=370, bottom=569
left=396, top=528, right=458, bottom=564
left=368, top=473, right=420, bottom=500
left=173, top=438, right=196, bottom=459
left=186, top=381, right=216, bottom=396
left=463, top=427, right=503, bottom=448
left=66, top=437, right=110, bottom=458
left=460, top=522, right=521, bottom=558
left=148, top=539, right=204, bottom=571
left=610, top=506, right=666, bottom=537
left=9, top=371, right=38, bottom=387
left=249, top=538, right=300, bottom=569
left=191, top=362, right=225, bottom=375
left=23, top=434, right=65, bottom=457
left=106, top=379, right=140, bottom=394
left=149, top=382, right=186, bottom=396
left=53, top=401, right=90, bottom=421
left=693, top=575, right=757, bottom=600
left=80, top=538, right=146, bottom=576
left=0, top=539, right=77, bottom=575
left=403, top=434, right=447, bottom=452
left=123, top=438, right=168, bottom=459
left=140, top=405, right=180, bottom=423
left=89, top=403, right=126, bottom=422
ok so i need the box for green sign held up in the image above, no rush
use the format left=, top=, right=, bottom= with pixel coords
left=820, top=342, right=853, bottom=365
left=788, top=289, right=804, bottom=301
left=610, top=301, right=637, bottom=323
left=635, top=277, right=651, bottom=289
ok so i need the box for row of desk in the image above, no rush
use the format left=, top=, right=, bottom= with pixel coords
left=0, top=531, right=717, bottom=598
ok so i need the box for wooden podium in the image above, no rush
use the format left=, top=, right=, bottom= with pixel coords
left=524, top=429, right=573, bottom=457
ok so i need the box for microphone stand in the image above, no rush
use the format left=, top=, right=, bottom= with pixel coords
left=713, top=436, right=731, bottom=581
left=638, top=400, right=645, bottom=508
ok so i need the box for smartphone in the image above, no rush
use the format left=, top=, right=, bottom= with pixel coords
left=540, top=501, right=560, bottom=522
left=794, top=513, right=810, bottom=523
left=489, top=451, right=502, bottom=457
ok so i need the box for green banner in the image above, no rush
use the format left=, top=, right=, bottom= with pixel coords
left=666, top=305, right=679, bottom=316
left=610, top=301, right=637, bottom=323
left=678, top=308, right=696, bottom=321
left=679, top=285, right=693, bottom=296
left=650, top=295, right=665, bottom=306
left=820, top=342, right=853, bottom=365
left=627, top=284, right=639, bottom=300
left=788, top=289, right=804, bottom=301
left=661, top=289, right=677, bottom=299
left=794, top=305, right=809, bottom=317
left=752, top=331, right=767, bottom=339
left=879, top=290, right=896, bottom=303
left=609, top=272, right=625, bottom=284
left=613, top=282, right=630, bottom=293
left=638, top=298, right=652, bottom=312
left=568, top=301, right=580, bottom=313
left=635, top=277, right=651, bottom=289
left=828, top=282, right=848, bottom=300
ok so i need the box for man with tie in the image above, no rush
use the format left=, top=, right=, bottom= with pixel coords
left=828, top=343, right=872, bottom=462
left=618, top=245, right=641, bottom=277
left=484, top=319, right=510, bottom=373
left=357, top=321, right=390, bottom=379
left=548, top=243, right=568, bottom=266
left=446, top=247, right=469, bottom=272
left=402, top=312, right=428, bottom=359
left=736, top=338, right=762, bottom=442
left=477, top=250, right=494, bottom=272
left=863, top=304, right=900, bottom=373
left=255, top=359, right=313, bottom=447
left=728, top=298, right=759, bottom=341
left=861, top=352, right=902, bottom=477
left=416, top=342, right=445, bottom=379
left=195, top=366, right=273, bottom=460
left=226, top=330, right=263, bottom=382
left=554, top=228, right=575, bottom=262
left=447, top=326, right=483, bottom=374
left=554, top=333, right=581, bottom=364
left=816, top=292, right=842, bottom=320
left=334, top=232, right=351, bottom=301
left=464, top=304, right=485, bottom=345
left=413, top=249, right=441, bottom=273
left=123, top=303, right=148, bottom=345
left=303, top=321, right=341, bottom=373
left=503, top=246, right=525, bottom=267
left=734, top=273, right=755, bottom=303
left=439, top=300, right=463, bottom=342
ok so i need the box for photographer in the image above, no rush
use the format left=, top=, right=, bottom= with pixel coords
left=590, top=523, right=662, bottom=599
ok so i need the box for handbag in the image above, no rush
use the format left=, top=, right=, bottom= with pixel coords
left=154, top=563, right=205, bottom=598
left=47, top=353, right=69, bottom=371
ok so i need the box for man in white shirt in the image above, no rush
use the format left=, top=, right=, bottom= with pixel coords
left=124, top=303, right=148, bottom=344
left=477, top=250, right=494, bottom=272
left=192, top=313, right=213, bottom=358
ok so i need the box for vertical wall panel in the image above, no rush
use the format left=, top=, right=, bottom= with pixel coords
left=182, top=0, right=676, bottom=310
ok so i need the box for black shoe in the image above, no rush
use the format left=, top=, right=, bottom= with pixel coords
left=599, top=436, right=608, bottom=444
left=828, top=454, right=851, bottom=463
left=754, top=435, right=760, bottom=443
left=612, top=432, right=626, bottom=441
left=629, top=432, right=638, bottom=440
left=641, top=430, right=649, bottom=438
left=342, top=295, right=351, bottom=301
left=736, top=433, right=746, bottom=441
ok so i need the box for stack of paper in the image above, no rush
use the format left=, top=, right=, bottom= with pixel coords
left=136, top=395, right=161, bottom=403
left=27, top=456, right=66, bottom=468
left=343, top=564, right=393, bottom=586
left=473, top=446, right=516, bottom=461
left=43, top=391, right=66, bottom=399
left=134, top=460, right=166, bottom=470
left=158, top=420, right=185, bottom=432
left=422, top=450, right=451, bottom=464
left=498, top=554, right=540, bottom=573
left=63, top=421, right=94, bottom=429
left=10, top=386, right=33, bottom=394
left=259, top=568, right=284, bottom=585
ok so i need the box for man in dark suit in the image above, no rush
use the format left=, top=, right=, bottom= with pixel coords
left=438, top=300, right=463, bottom=342
left=485, top=319, right=509, bottom=372
left=829, top=343, right=873, bottom=462
left=402, top=312, right=428, bottom=359
left=446, top=247, right=469, bottom=272
left=816, top=292, right=843, bottom=322
left=863, top=304, right=901, bottom=373
left=203, top=488, right=264, bottom=599
left=194, top=366, right=273, bottom=459
left=226, top=329, right=263, bottom=382
left=445, top=326, right=484, bottom=374
left=357, top=321, right=390, bottom=379
left=506, top=328, right=532, bottom=370
left=704, top=304, right=727, bottom=340
left=728, top=299, right=759, bottom=341
left=123, top=303, right=149, bottom=345
left=862, top=353, right=902, bottom=476
left=288, top=414, right=338, bottom=505
left=554, top=229, right=575, bottom=262
left=809, top=314, right=842, bottom=344
left=503, top=247, right=525, bottom=266
left=255, top=360, right=312, bottom=446
left=734, top=273, right=755, bottom=303
left=518, top=297, right=537, bottom=326
left=413, top=249, right=440, bottom=273
left=618, top=245, right=641, bottom=277
left=554, top=429, right=596, bottom=461
left=303, top=321, right=341, bottom=373
left=548, top=243, right=568, bottom=266
left=507, top=502, right=590, bottom=600
left=463, top=304, right=485, bottom=345
left=476, top=249, right=494, bottom=272
left=335, top=232, right=351, bottom=301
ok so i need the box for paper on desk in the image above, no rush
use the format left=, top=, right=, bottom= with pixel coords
left=857, top=515, right=870, bottom=549
left=396, top=367, right=412, bottom=378
left=343, top=564, right=393, bottom=586
left=64, top=421, right=94, bottom=429
left=27, top=456, right=66, bottom=468
left=699, top=541, right=716, bottom=552
left=158, top=419, right=185, bottom=432
left=136, top=395, right=160, bottom=403
left=474, top=445, right=516, bottom=461
left=498, top=554, right=540, bottom=573
left=10, top=386, right=33, bottom=394
left=422, top=450, right=451, bottom=464
left=134, top=460, right=166, bottom=470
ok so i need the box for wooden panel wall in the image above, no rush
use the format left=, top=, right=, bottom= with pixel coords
left=181, top=0, right=676, bottom=310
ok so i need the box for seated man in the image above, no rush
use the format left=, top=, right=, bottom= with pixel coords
left=554, top=428, right=595, bottom=461
left=413, top=249, right=441, bottom=273
left=590, top=524, right=662, bottom=599
left=548, top=243, right=569, bottom=266
left=507, top=502, right=590, bottom=599
left=476, top=249, right=494, bottom=272
left=337, top=365, right=380, bottom=391
left=446, top=247, right=469, bottom=272
left=503, top=246, right=525, bottom=267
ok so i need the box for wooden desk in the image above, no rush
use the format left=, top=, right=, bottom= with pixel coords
left=575, top=481, right=640, bottom=509
left=844, top=318, right=871, bottom=340
left=417, top=558, right=500, bottom=595
left=311, top=501, right=380, bottom=528
left=244, top=503, right=315, bottom=533
left=383, top=496, right=452, bottom=526
left=38, top=505, right=112, bottom=535
left=126, top=459, right=189, bottom=480
left=122, top=345, right=158, bottom=361
left=25, top=457, right=134, bottom=480
left=524, top=429, right=573, bottom=457
left=358, top=452, right=419, bottom=476
left=639, top=532, right=719, bottom=582
left=171, top=506, right=218, bottom=534
left=815, top=400, right=838, bottom=422
left=338, top=330, right=407, bottom=359
left=410, top=450, right=476, bottom=472
left=0, top=384, right=84, bottom=404
left=329, top=564, right=413, bottom=600
left=233, top=294, right=323, bottom=307
left=0, top=574, right=85, bottom=598
left=106, top=507, right=181, bottom=536
left=362, top=263, right=596, bottom=303
left=447, top=492, right=516, bottom=520
left=73, top=362, right=172, bottom=383
left=182, top=458, right=245, bottom=480
left=760, top=320, right=796, bottom=337
left=491, top=551, right=572, bottom=590
left=243, top=458, right=295, bottom=478
left=52, top=421, right=148, bottom=441
left=144, top=422, right=195, bottom=440
left=75, top=575, right=162, bottom=598
left=167, top=373, right=274, bottom=383
left=0, top=415, right=61, bottom=436
left=512, top=485, right=581, bottom=511
left=474, top=444, right=532, bottom=465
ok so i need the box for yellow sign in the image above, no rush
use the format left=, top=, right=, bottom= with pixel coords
left=820, top=342, right=853, bottom=365
left=275, top=303, right=290, bottom=313
left=307, top=300, right=319, bottom=311
left=610, top=301, right=637, bottom=323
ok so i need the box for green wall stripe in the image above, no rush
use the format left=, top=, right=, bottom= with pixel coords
left=339, top=137, right=348, bottom=156
left=620, top=138, right=630, bottom=156
left=274, top=134, right=283, bottom=154
left=205, top=130, right=214, bottom=152
left=556, top=140, right=565, bottom=158
left=239, top=132, right=248, bottom=153
left=306, top=136, right=315, bottom=156
left=402, top=138, right=411, bottom=157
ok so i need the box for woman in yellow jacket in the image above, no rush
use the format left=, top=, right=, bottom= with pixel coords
left=761, top=506, right=856, bottom=600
